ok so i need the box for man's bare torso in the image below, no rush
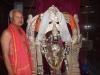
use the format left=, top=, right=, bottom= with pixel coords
left=8, top=29, right=28, bottom=55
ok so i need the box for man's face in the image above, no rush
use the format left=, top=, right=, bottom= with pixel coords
left=10, top=10, right=24, bottom=27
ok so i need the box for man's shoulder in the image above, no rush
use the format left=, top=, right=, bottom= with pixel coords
left=1, top=28, right=11, bottom=39
left=2, top=28, right=10, bottom=35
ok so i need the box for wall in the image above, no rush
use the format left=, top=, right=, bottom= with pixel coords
left=0, top=0, right=13, bottom=55
left=0, top=1, right=13, bottom=74
left=86, top=0, right=100, bottom=75
left=80, top=0, right=100, bottom=75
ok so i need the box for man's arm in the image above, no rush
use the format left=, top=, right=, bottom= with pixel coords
left=0, top=29, right=15, bottom=75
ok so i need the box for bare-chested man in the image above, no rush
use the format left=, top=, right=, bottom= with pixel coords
left=0, top=9, right=33, bottom=75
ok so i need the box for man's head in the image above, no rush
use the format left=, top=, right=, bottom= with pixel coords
left=9, top=9, right=24, bottom=27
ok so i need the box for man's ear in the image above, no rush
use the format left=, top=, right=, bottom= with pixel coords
left=10, top=18, right=12, bottom=22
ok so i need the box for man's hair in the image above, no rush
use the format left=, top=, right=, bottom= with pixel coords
left=9, top=9, right=21, bottom=18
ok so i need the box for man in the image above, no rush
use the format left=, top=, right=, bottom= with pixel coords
left=0, top=9, right=33, bottom=75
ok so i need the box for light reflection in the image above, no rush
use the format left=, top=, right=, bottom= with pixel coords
left=84, top=25, right=91, bottom=30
